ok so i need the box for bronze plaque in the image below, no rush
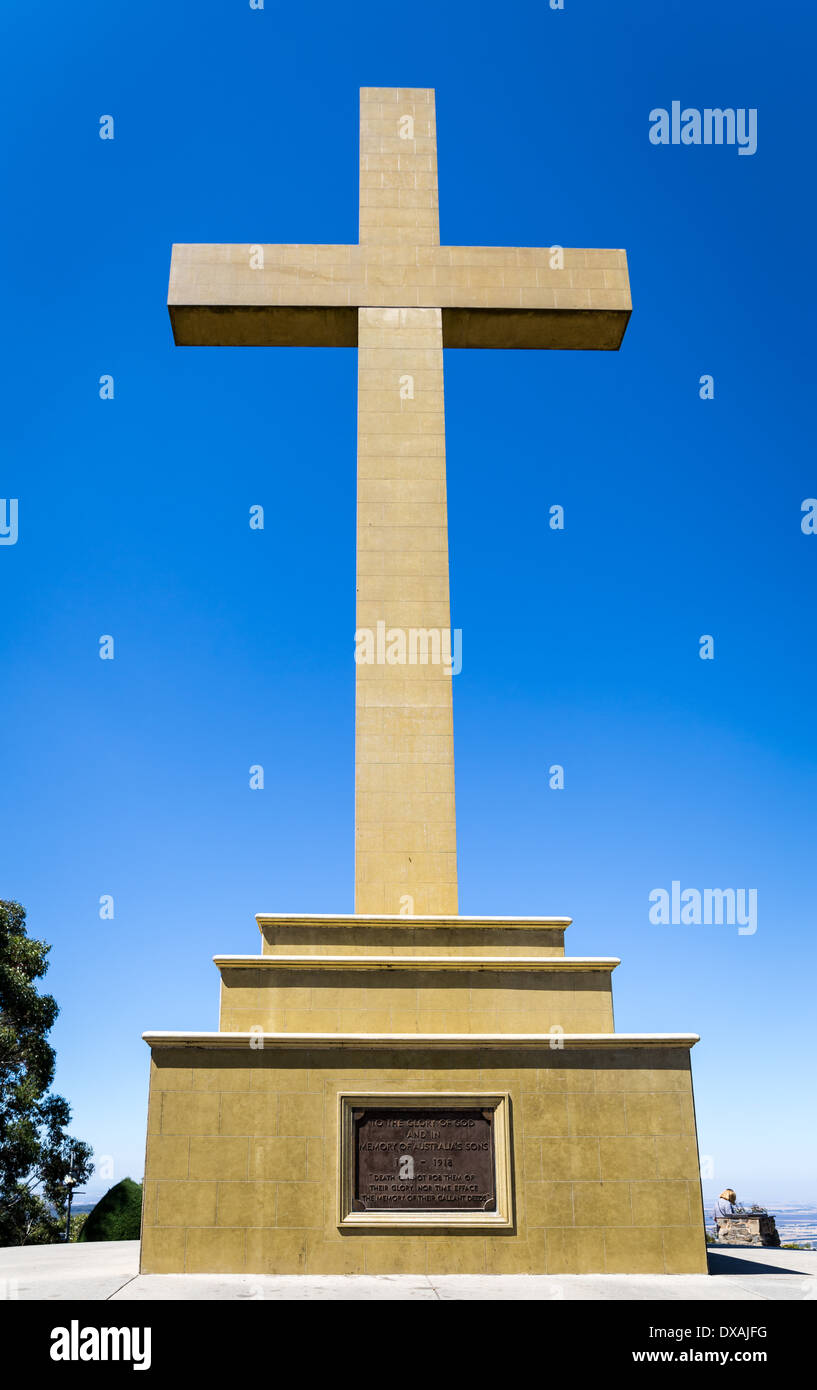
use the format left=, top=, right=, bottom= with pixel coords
left=353, top=1107, right=496, bottom=1212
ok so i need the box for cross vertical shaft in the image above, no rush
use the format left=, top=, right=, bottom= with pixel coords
left=355, top=90, right=458, bottom=915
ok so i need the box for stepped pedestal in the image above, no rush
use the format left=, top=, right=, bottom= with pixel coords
left=140, top=914, right=707, bottom=1274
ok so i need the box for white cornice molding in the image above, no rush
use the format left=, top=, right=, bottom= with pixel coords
left=256, top=913, right=572, bottom=930
left=142, top=1030, right=699, bottom=1050
left=214, top=954, right=618, bottom=972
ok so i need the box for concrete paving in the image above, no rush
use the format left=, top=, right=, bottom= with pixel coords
left=0, top=1241, right=813, bottom=1300
left=0, top=1240, right=140, bottom=1302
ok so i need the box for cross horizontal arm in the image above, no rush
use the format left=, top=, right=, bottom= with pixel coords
left=168, top=243, right=631, bottom=350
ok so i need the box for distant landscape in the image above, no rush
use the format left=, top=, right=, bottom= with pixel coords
left=702, top=1198, right=817, bottom=1246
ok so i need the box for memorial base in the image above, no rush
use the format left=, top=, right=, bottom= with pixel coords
left=141, top=912, right=707, bottom=1275
left=140, top=1035, right=707, bottom=1275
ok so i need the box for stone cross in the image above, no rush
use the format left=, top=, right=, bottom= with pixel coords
left=168, top=86, right=631, bottom=917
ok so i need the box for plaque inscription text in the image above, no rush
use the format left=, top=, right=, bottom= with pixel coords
left=353, top=1107, right=496, bottom=1212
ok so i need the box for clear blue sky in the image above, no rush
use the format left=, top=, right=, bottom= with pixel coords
left=1, top=0, right=814, bottom=1205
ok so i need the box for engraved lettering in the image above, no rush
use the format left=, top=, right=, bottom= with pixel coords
left=354, top=1108, right=496, bottom=1211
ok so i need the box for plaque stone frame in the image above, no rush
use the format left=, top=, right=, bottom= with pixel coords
left=337, top=1092, right=514, bottom=1230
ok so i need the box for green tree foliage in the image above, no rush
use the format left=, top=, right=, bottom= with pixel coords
left=79, top=1178, right=142, bottom=1242
left=69, top=1211, right=89, bottom=1242
left=0, top=900, right=93, bottom=1244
